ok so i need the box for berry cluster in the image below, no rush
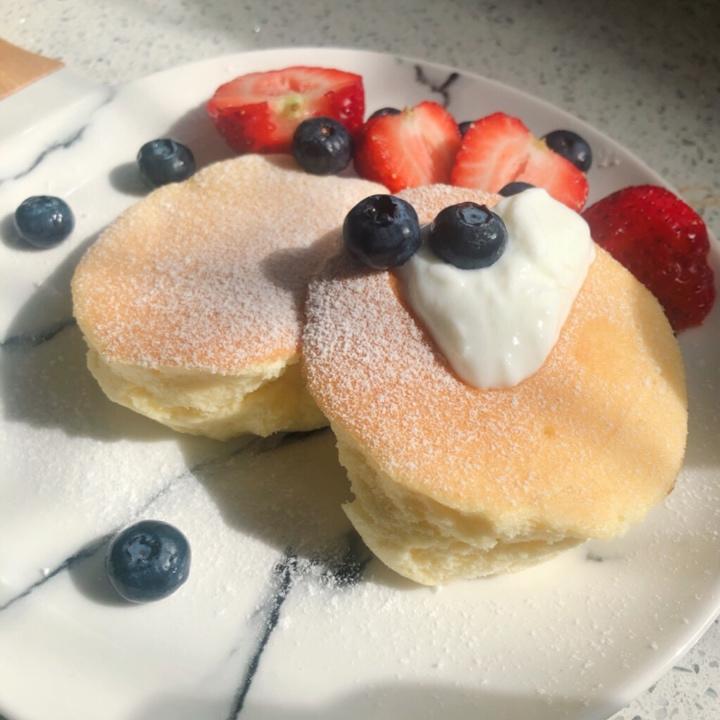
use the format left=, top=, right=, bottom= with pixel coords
left=207, top=66, right=592, bottom=210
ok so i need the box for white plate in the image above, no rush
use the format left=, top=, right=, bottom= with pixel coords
left=0, top=48, right=718, bottom=720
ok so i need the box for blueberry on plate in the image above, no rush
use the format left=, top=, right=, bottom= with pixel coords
left=106, top=520, right=191, bottom=603
left=499, top=181, right=535, bottom=197
left=292, top=117, right=352, bottom=175
left=343, top=194, right=421, bottom=269
left=458, top=120, right=474, bottom=136
left=368, top=107, right=401, bottom=120
left=542, top=129, right=592, bottom=172
left=137, top=138, right=196, bottom=188
left=14, top=195, right=74, bottom=248
left=429, top=202, right=507, bottom=269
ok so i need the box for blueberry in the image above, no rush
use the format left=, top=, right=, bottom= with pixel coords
left=542, top=130, right=592, bottom=172
left=137, top=138, right=196, bottom=188
left=343, top=194, right=421, bottom=269
left=14, top=196, right=74, bottom=248
left=292, top=117, right=352, bottom=175
left=106, top=520, right=191, bottom=603
left=499, top=181, right=535, bottom=197
left=458, top=120, right=474, bottom=136
left=429, top=202, right=507, bottom=270
left=368, top=107, right=401, bottom=120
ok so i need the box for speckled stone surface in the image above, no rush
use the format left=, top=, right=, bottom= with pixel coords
left=0, top=0, right=718, bottom=718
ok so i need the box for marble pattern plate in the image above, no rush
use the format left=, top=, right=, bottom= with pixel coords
left=0, top=48, right=718, bottom=720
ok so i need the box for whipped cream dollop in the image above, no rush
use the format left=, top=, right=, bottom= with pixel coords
left=396, top=188, right=596, bottom=388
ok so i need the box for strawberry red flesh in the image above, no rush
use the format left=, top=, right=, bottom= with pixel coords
left=583, top=185, right=715, bottom=331
left=515, top=139, right=589, bottom=211
left=354, top=101, right=461, bottom=192
left=450, top=112, right=589, bottom=210
left=207, top=66, right=364, bottom=154
left=451, top=113, right=531, bottom=193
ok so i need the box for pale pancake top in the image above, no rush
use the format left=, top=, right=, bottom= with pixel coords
left=303, top=185, right=687, bottom=538
left=72, top=155, right=384, bottom=374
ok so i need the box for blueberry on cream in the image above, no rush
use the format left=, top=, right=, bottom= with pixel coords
left=396, top=188, right=596, bottom=388
left=428, top=202, right=507, bottom=269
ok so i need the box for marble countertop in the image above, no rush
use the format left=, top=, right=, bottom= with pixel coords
left=1, top=0, right=718, bottom=718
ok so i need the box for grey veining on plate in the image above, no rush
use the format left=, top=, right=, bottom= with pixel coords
left=0, top=2, right=719, bottom=719
left=0, top=86, right=113, bottom=185
left=0, top=317, right=76, bottom=350
left=411, top=65, right=460, bottom=108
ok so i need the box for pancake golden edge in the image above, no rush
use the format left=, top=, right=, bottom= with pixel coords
left=302, top=184, right=688, bottom=585
left=72, top=155, right=385, bottom=439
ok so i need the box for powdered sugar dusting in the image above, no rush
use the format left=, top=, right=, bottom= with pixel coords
left=399, top=183, right=497, bottom=223
left=72, top=155, right=384, bottom=373
left=303, top=186, right=686, bottom=536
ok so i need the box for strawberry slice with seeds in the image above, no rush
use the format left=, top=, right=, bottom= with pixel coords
left=583, top=185, right=715, bottom=331
left=450, top=112, right=589, bottom=210
left=515, top=139, right=589, bottom=211
left=451, top=113, right=532, bottom=193
left=207, top=66, right=364, bottom=154
left=353, top=101, right=461, bottom=192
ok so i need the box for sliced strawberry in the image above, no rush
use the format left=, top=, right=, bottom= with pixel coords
left=450, top=112, right=589, bottom=210
left=353, top=101, right=461, bottom=192
left=450, top=113, right=532, bottom=192
left=207, top=66, right=364, bottom=154
left=515, top=139, right=589, bottom=211
left=583, top=185, right=715, bottom=331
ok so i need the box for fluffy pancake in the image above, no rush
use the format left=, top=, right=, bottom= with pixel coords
left=72, top=154, right=384, bottom=439
left=302, top=184, right=687, bottom=585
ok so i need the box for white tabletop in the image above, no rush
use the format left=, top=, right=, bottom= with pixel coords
left=1, top=0, right=718, bottom=718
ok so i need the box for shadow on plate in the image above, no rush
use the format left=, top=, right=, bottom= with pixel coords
left=0, top=212, right=42, bottom=252
left=173, top=428, right=422, bottom=592
left=41, top=424, right=420, bottom=609
left=109, top=161, right=148, bottom=197
left=107, top=102, right=233, bottom=199
left=128, top=680, right=596, bottom=720
left=180, top=430, right=363, bottom=577
left=259, top=229, right=339, bottom=295
left=65, top=535, right=129, bottom=608
left=162, top=102, right=234, bottom=169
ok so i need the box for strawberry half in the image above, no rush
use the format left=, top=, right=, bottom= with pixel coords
left=451, top=113, right=531, bottom=193
left=583, top=185, right=715, bottom=331
left=353, top=101, right=461, bottom=192
left=207, top=66, right=364, bottom=154
left=451, top=112, right=589, bottom=210
left=515, top=139, right=589, bottom=211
